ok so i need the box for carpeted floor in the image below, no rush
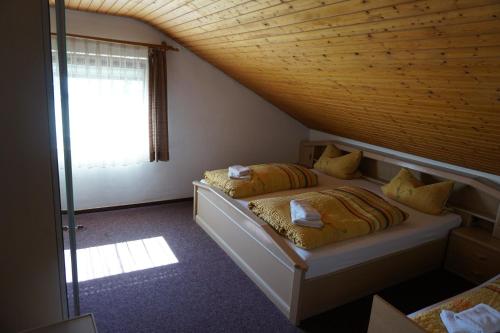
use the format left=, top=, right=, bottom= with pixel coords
left=64, top=201, right=473, bottom=333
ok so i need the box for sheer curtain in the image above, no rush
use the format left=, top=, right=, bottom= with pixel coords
left=52, top=36, right=149, bottom=168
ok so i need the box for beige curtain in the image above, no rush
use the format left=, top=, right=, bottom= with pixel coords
left=148, top=47, right=169, bottom=162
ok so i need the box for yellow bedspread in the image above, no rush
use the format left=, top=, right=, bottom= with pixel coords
left=203, top=163, right=317, bottom=198
left=412, top=276, right=500, bottom=333
left=248, top=186, right=408, bottom=249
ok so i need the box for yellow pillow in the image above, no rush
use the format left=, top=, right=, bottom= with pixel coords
left=314, top=144, right=342, bottom=172
left=319, top=144, right=343, bottom=159
left=381, top=168, right=454, bottom=215
left=314, top=148, right=362, bottom=179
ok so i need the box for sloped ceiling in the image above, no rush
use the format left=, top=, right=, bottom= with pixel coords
left=51, top=0, right=500, bottom=175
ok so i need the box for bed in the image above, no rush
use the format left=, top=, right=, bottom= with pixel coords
left=367, top=274, right=500, bottom=333
left=234, top=170, right=462, bottom=279
left=193, top=140, right=500, bottom=324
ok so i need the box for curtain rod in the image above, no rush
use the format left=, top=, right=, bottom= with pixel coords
left=50, top=32, right=179, bottom=52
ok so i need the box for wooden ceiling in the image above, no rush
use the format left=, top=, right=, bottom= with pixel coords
left=52, top=0, right=500, bottom=175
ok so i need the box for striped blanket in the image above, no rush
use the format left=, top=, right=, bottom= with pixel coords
left=411, top=275, right=500, bottom=333
left=249, top=186, right=408, bottom=249
left=203, top=163, right=317, bottom=199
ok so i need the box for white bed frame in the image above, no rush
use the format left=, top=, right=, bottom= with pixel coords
left=193, top=140, right=500, bottom=324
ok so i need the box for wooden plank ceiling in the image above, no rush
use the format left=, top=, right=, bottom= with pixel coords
left=52, top=0, right=500, bottom=175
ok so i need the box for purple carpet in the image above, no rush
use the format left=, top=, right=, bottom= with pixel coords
left=64, top=201, right=472, bottom=333
left=66, top=201, right=300, bottom=332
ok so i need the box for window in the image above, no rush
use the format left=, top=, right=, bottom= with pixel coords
left=52, top=36, right=149, bottom=168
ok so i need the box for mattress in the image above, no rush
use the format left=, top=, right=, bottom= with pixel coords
left=236, top=170, right=462, bottom=279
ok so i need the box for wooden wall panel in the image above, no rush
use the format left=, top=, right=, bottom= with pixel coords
left=50, top=0, right=500, bottom=174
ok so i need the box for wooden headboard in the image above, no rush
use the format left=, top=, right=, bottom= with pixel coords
left=299, top=140, right=500, bottom=239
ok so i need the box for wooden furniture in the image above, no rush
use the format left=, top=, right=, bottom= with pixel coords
left=300, top=140, right=500, bottom=239
left=22, top=314, right=97, bottom=333
left=367, top=296, right=426, bottom=333
left=194, top=180, right=447, bottom=324
left=193, top=140, right=500, bottom=324
left=445, top=227, right=500, bottom=284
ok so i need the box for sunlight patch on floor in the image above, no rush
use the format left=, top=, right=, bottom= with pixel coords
left=65, top=236, right=178, bottom=283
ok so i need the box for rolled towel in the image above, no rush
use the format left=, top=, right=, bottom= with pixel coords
left=441, top=304, right=500, bottom=333
left=290, top=199, right=323, bottom=228
left=228, top=165, right=251, bottom=179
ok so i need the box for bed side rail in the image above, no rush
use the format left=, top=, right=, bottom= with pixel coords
left=193, top=181, right=308, bottom=271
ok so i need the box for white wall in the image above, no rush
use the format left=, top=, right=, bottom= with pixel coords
left=51, top=9, right=308, bottom=210
left=309, top=129, right=500, bottom=184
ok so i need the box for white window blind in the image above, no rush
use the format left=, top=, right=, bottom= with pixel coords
left=52, top=36, right=149, bottom=168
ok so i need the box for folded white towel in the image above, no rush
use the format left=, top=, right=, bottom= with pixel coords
left=292, top=219, right=324, bottom=228
left=290, top=199, right=323, bottom=228
left=441, top=310, right=470, bottom=333
left=457, top=304, right=500, bottom=333
left=290, top=199, right=321, bottom=221
left=441, top=304, right=500, bottom=333
left=228, top=165, right=251, bottom=179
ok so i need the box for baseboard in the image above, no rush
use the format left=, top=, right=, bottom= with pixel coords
left=61, top=197, right=193, bottom=215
